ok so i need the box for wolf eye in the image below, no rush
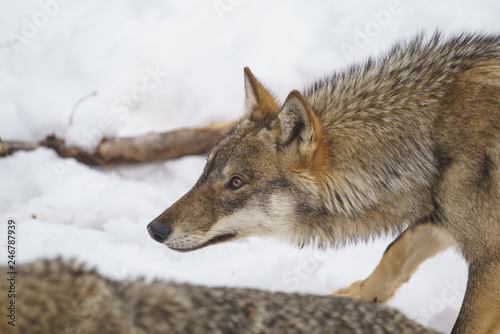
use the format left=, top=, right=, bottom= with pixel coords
left=230, top=176, right=244, bottom=190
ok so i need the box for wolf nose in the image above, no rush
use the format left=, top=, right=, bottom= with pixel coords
left=147, top=220, right=172, bottom=243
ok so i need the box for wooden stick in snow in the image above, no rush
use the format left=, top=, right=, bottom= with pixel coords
left=0, top=120, right=237, bottom=166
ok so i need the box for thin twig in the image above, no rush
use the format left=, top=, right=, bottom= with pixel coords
left=68, top=90, right=98, bottom=126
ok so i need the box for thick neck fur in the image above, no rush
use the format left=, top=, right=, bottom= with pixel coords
left=290, top=32, right=500, bottom=248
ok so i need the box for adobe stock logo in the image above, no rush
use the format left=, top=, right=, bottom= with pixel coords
left=410, top=277, right=465, bottom=326
left=79, top=64, right=169, bottom=153
left=340, top=0, right=403, bottom=60
left=281, top=249, right=330, bottom=290
left=7, top=0, right=72, bottom=53
left=52, top=64, right=169, bottom=183
left=213, top=0, right=243, bottom=20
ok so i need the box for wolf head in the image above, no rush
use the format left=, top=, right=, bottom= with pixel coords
left=147, top=68, right=330, bottom=252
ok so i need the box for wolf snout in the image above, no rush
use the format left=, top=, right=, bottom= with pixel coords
left=147, top=220, right=172, bottom=243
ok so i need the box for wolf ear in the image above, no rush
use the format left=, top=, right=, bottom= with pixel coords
left=244, top=67, right=279, bottom=121
left=274, top=90, right=328, bottom=171
left=276, top=90, right=321, bottom=147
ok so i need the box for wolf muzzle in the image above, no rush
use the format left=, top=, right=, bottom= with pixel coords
left=147, top=220, right=172, bottom=243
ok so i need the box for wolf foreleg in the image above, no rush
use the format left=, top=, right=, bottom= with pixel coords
left=333, top=224, right=451, bottom=303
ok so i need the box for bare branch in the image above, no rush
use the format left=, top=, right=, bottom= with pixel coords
left=0, top=120, right=237, bottom=165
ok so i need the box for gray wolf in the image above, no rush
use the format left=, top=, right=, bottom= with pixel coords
left=0, top=259, right=438, bottom=334
left=147, top=32, right=500, bottom=333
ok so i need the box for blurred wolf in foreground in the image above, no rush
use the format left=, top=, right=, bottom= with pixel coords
left=148, top=32, right=500, bottom=333
left=0, top=259, right=438, bottom=334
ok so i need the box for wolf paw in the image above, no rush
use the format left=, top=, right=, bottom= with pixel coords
left=332, top=280, right=374, bottom=301
left=332, top=279, right=394, bottom=304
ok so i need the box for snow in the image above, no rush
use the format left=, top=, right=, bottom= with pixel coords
left=1, top=0, right=497, bottom=332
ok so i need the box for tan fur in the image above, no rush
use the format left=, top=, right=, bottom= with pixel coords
left=148, top=32, right=500, bottom=333
left=457, top=61, right=500, bottom=84
left=0, top=259, right=440, bottom=334
left=334, top=224, right=452, bottom=303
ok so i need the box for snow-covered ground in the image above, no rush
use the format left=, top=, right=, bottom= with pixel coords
left=1, top=1, right=499, bottom=332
